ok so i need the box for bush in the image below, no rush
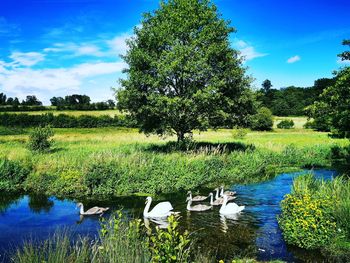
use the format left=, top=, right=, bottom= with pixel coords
left=27, top=126, right=54, bottom=153
left=277, top=119, right=294, bottom=129
left=0, top=159, right=30, bottom=191
left=249, top=107, right=273, bottom=131
left=231, top=128, right=249, bottom=139
left=278, top=191, right=337, bottom=249
left=148, top=215, right=191, bottom=263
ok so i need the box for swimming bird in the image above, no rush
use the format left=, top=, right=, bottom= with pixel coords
left=143, top=196, right=178, bottom=218
left=209, top=192, right=224, bottom=206
left=187, top=191, right=208, bottom=202
left=186, top=196, right=212, bottom=212
left=77, top=203, right=109, bottom=216
left=219, top=195, right=245, bottom=215
left=214, top=188, right=235, bottom=202
left=220, top=185, right=236, bottom=197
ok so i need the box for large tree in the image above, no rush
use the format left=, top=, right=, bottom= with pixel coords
left=117, top=0, right=254, bottom=141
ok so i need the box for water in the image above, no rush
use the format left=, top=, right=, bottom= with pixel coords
left=0, top=169, right=336, bottom=262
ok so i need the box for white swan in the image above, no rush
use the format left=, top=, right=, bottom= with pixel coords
left=186, top=196, right=212, bottom=212
left=214, top=188, right=235, bottom=202
left=220, top=186, right=236, bottom=197
left=77, top=203, right=109, bottom=216
left=219, top=195, right=245, bottom=215
left=143, top=196, right=177, bottom=218
left=187, top=191, right=208, bottom=202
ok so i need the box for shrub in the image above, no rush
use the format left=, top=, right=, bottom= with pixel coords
left=148, top=215, right=191, bottom=263
left=249, top=107, right=273, bottom=131
left=277, top=119, right=294, bottom=129
left=0, top=159, right=30, bottom=191
left=27, top=126, right=54, bottom=153
left=231, top=128, right=249, bottom=139
left=278, top=192, right=337, bottom=249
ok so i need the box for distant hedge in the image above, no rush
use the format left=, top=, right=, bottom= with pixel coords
left=0, top=113, right=137, bottom=128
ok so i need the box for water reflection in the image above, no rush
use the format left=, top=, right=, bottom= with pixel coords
left=28, top=194, right=54, bottom=213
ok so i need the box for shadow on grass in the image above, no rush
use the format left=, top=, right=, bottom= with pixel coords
left=146, top=141, right=255, bottom=154
left=0, top=127, right=27, bottom=136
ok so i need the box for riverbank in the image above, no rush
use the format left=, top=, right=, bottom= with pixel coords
left=0, top=127, right=348, bottom=198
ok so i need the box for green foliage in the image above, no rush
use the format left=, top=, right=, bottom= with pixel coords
left=277, top=120, right=294, bottom=129
left=279, top=174, right=350, bottom=259
left=249, top=107, right=273, bottom=131
left=117, top=0, right=254, bottom=141
left=27, top=126, right=54, bottom=152
left=0, top=113, right=136, bottom=128
left=231, top=128, right=249, bottom=139
left=338, top=39, right=350, bottom=61
left=308, top=65, right=350, bottom=137
left=148, top=215, right=190, bottom=263
left=98, top=212, right=150, bottom=263
left=0, top=159, right=30, bottom=191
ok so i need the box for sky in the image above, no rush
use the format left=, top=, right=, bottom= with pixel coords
left=0, top=0, right=349, bottom=105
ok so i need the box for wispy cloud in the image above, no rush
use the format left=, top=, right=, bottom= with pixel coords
left=0, top=16, right=20, bottom=37
left=107, top=33, right=132, bottom=56
left=44, top=42, right=104, bottom=57
left=9, top=52, right=45, bottom=67
left=287, top=55, right=301, bottom=63
left=232, top=40, right=268, bottom=61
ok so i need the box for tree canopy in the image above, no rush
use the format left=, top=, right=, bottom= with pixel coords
left=117, top=0, right=254, bottom=141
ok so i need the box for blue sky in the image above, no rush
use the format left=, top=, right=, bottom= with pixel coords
left=0, top=0, right=349, bottom=104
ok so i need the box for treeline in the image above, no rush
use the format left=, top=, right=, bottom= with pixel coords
left=0, top=113, right=136, bottom=128
left=257, top=78, right=335, bottom=116
left=0, top=93, right=116, bottom=112
left=50, top=94, right=115, bottom=110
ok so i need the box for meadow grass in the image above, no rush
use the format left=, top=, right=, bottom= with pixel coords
left=0, top=126, right=348, bottom=198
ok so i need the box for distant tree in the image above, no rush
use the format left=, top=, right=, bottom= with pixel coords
left=23, top=95, right=42, bottom=106
left=313, top=78, right=336, bottom=97
left=117, top=0, right=255, bottom=142
left=107, top=99, right=116, bottom=108
left=261, top=79, right=272, bottom=94
left=13, top=97, right=20, bottom=106
left=0, top=93, right=7, bottom=105
left=308, top=67, right=350, bottom=137
left=50, top=96, right=65, bottom=107
left=6, top=97, right=14, bottom=105
left=338, top=39, right=350, bottom=61
left=64, top=94, right=90, bottom=106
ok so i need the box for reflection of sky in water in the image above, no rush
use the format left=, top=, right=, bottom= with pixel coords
left=0, top=170, right=336, bottom=262
left=234, top=169, right=335, bottom=262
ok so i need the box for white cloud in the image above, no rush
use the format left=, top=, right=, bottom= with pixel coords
left=107, top=33, right=132, bottom=56
left=9, top=52, right=45, bottom=67
left=0, top=61, right=126, bottom=98
left=337, top=58, right=350, bottom=65
left=233, top=39, right=267, bottom=61
left=287, top=55, right=301, bottom=63
left=44, top=42, right=103, bottom=57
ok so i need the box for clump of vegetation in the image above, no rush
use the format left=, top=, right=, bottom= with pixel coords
left=277, top=120, right=294, bottom=129
left=148, top=215, right=191, bottom=262
left=27, top=126, right=54, bottom=153
left=249, top=107, right=273, bottom=131
left=279, top=174, right=350, bottom=261
left=0, top=159, right=30, bottom=192
left=232, top=128, right=249, bottom=139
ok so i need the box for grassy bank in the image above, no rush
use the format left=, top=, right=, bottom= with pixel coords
left=0, top=127, right=348, bottom=198
left=278, top=174, right=350, bottom=261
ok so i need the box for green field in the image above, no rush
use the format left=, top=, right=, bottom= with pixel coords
left=0, top=123, right=348, bottom=198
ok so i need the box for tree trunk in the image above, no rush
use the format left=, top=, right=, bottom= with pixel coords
left=177, top=131, right=185, bottom=142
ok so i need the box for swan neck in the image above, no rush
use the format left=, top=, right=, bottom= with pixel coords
left=80, top=204, right=84, bottom=215
left=220, top=188, right=224, bottom=197
left=215, top=189, right=219, bottom=199
left=143, top=198, right=151, bottom=217
left=210, top=194, right=213, bottom=205
left=187, top=200, right=191, bottom=210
